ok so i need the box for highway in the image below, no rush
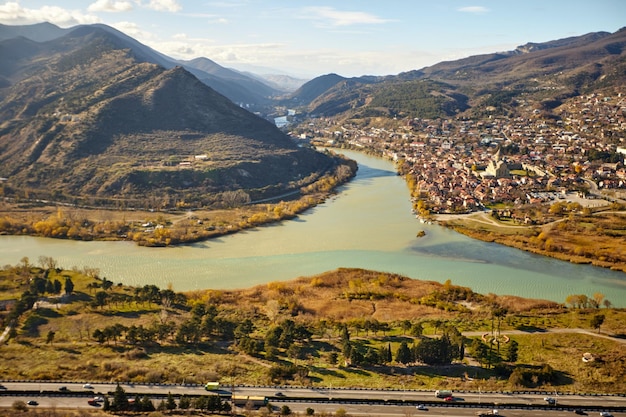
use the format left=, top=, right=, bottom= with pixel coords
left=0, top=381, right=624, bottom=416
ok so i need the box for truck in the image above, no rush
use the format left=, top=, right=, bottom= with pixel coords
left=475, top=411, right=499, bottom=416
left=205, top=382, right=220, bottom=391
left=435, top=390, right=452, bottom=398
left=231, top=395, right=268, bottom=408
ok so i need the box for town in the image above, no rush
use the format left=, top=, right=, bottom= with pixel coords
left=292, top=91, right=626, bottom=219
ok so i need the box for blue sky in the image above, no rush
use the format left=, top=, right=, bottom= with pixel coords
left=1, top=1, right=624, bottom=78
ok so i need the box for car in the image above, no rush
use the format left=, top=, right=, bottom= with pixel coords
left=274, top=392, right=285, bottom=397
left=59, top=386, right=69, bottom=392
left=575, top=410, right=587, bottom=415
left=27, top=400, right=38, bottom=406
left=83, top=383, right=94, bottom=390
left=443, top=396, right=454, bottom=402
left=544, top=396, right=556, bottom=404
left=93, top=396, right=104, bottom=402
left=599, top=413, right=613, bottom=417
left=416, top=404, right=427, bottom=410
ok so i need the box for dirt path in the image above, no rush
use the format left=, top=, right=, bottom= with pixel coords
left=461, top=327, right=626, bottom=345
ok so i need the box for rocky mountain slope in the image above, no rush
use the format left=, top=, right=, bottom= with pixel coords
left=286, top=27, right=626, bottom=118
left=0, top=22, right=281, bottom=109
left=0, top=24, right=336, bottom=208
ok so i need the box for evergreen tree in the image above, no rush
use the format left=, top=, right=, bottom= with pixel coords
left=395, top=341, right=413, bottom=364
left=165, top=392, right=177, bottom=410
left=193, top=396, right=207, bottom=410
left=206, top=395, right=222, bottom=412
left=505, top=339, right=519, bottom=362
left=178, top=395, right=191, bottom=410
left=140, top=395, right=155, bottom=412
left=111, top=383, right=129, bottom=411
left=414, top=336, right=454, bottom=365
left=102, top=397, right=110, bottom=411
left=64, top=276, right=74, bottom=295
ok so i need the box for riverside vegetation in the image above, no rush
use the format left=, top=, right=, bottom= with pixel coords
left=439, top=202, right=626, bottom=273
left=1, top=258, right=624, bottom=401
left=0, top=154, right=356, bottom=247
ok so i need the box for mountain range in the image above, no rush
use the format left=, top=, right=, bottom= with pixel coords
left=0, top=23, right=336, bottom=208
left=284, top=27, right=626, bottom=119
left=1, top=22, right=625, bottom=208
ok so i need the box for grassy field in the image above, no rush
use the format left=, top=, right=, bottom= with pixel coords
left=1, top=264, right=624, bottom=398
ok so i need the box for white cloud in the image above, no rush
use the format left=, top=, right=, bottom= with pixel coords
left=144, top=0, right=182, bottom=12
left=0, top=2, right=100, bottom=26
left=88, top=0, right=133, bottom=13
left=457, top=6, right=490, bottom=14
left=300, top=6, right=390, bottom=28
left=112, top=20, right=155, bottom=40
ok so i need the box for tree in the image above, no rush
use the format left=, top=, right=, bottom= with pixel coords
left=101, top=278, right=113, bottom=291
left=102, top=396, right=110, bottom=411
left=414, top=337, right=453, bottom=365
left=111, top=383, right=129, bottom=411
left=395, top=341, right=412, bottom=364
left=52, top=279, right=62, bottom=294
left=280, top=405, right=292, bottom=415
left=165, top=392, right=177, bottom=410
left=590, top=314, right=605, bottom=333
left=64, top=276, right=74, bottom=295
left=410, top=322, right=423, bottom=337
left=178, top=395, right=191, bottom=410
left=505, top=339, right=519, bottom=362
left=94, top=291, right=109, bottom=308
left=38, top=256, right=58, bottom=270
left=592, top=292, right=605, bottom=309
left=140, top=395, right=155, bottom=412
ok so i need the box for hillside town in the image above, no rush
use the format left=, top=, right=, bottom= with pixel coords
left=297, top=91, right=626, bottom=217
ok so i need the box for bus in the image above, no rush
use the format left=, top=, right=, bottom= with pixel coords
left=205, top=382, right=220, bottom=391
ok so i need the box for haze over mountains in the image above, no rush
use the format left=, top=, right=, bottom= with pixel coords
left=0, top=22, right=624, bottom=208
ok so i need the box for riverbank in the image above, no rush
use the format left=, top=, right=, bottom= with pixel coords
left=0, top=156, right=357, bottom=247
left=437, top=210, right=626, bottom=274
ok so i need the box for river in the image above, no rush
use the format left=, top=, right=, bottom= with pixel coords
left=1, top=150, right=625, bottom=306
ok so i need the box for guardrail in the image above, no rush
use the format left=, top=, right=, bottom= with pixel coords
left=1, top=380, right=625, bottom=398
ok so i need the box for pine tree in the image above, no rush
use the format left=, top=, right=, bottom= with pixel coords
left=396, top=341, right=412, bottom=364
left=111, top=383, right=128, bottom=411
left=166, top=392, right=177, bottom=410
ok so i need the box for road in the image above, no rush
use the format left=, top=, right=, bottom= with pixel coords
left=1, top=381, right=624, bottom=415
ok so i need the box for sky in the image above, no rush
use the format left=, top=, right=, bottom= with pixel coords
left=0, top=1, right=625, bottom=78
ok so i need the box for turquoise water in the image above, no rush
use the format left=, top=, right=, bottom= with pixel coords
left=1, top=150, right=625, bottom=306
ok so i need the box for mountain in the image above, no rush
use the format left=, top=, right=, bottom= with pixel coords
left=0, top=24, right=337, bottom=208
left=241, top=72, right=309, bottom=94
left=288, top=73, right=348, bottom=105
left=0, top=21, right=68, bottom=42
left=0, top=23, right=280, bottom=110
left=286, top=28, right=626, bottom=119
left=179, top=57, right=278, bottom=105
